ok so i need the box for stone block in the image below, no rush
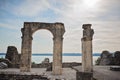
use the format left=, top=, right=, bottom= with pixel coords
left=0, top=62, right=8, bottom=69
left=76, top=71, right=93, bottom=80
left=5, top=46, right=20, bottom=68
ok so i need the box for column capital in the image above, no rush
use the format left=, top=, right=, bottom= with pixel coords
left=82, top=24, right=94, bottom=41
left=21, top=34, right=33, bottom=40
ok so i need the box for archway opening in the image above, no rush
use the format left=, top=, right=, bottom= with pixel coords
left=32, top=29, right=53, bottom=64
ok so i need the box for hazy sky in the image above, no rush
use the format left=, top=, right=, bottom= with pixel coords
left=0, top=0, right=120, bottom=53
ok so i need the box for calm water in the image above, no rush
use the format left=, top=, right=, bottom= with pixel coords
left=0, top=53, right=100, bottom=65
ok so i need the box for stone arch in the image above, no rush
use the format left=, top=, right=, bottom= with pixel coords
left=20, top=22, right=65, bottom=75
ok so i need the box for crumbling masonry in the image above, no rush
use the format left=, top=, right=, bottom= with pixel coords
left=20, top=22, right=65, bottom=75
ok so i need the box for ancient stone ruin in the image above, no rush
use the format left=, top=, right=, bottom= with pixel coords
left=81, top=24, right=94, bottom=72
left=42, top=58, right=49, bottom=64
left=99, top=50, right=113, bottom=65
left=114, top=51, right=120, bottom=65
left=77, top=24, right=94, bottom=80
left=5, top=46, right=20, bottom=68
left=20, top=22, right=96, bottom=77
left=20, top=22, right=65, bottom=75
left=96, top=50, right=120, bottom=66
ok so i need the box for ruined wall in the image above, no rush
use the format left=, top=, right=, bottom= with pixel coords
left=5, top=46, right=20, bottom=68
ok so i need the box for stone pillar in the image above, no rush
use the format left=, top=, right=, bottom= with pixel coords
left=53, top=36, right=63, bottom=75
left=81, top=24, right=94, bottom=72
left=82, top=40, right=93, bottom=72
left=52, top=23, right=64, bottom=75
left=20, top=24, right=32, bottom=72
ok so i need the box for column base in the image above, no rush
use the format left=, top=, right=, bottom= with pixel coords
left=53, top=66, right=62, bottom=75
left=76, top=71, right=93, bottom=80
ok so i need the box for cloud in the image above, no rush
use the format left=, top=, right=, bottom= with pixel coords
left=49, top=0, right=120, bottom=52
left=0, top=0, right=120, bottom=53
left=13, top=0, right=50, bottom=16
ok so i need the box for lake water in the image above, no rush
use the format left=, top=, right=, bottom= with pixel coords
left=0, top=53, right=100, bottom=65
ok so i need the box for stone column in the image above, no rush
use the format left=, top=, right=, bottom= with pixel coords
left=20, top=24, right=32, bottom=72
left=53, top=36, right=63, bottom=75
left=81, top=24, right=94, bottom=72
left=82, top=40, right=93, bottom=72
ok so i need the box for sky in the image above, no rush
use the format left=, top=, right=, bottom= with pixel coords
left=0, top=0, right=120, bottom=53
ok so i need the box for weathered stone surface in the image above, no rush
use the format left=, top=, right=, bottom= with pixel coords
left=82, top=24, right=94, bottom=41
left=32, top=63, right=50, bottom=68
left=99, top=51, right=113, bottom=65
left=0, top=74, right=49, bottom=80
left=0, top=62, right=8, bottom=69
left=32, top=62, right=81, bottom=68
left=46, top=65, right=52, bottom=71
left=114, top=51, right=120, bottom=65
left=76, top=71, right=93, bottom=80
left=5, top=46, right=20, bottom=68
left=82, top=41, right=93, bottom=72
left=20, top=22, right=65, bottom=75
left=96, top=50, right=120, bottom=65
left=110, top=66, right=120, bottom=71
left=46, top=62, right=81, bottom=71
left=0, top=58, right=12, bottom=67
left=81, top=24, right=94, bottom=72
left=62, top=62, right=81, bottom=68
